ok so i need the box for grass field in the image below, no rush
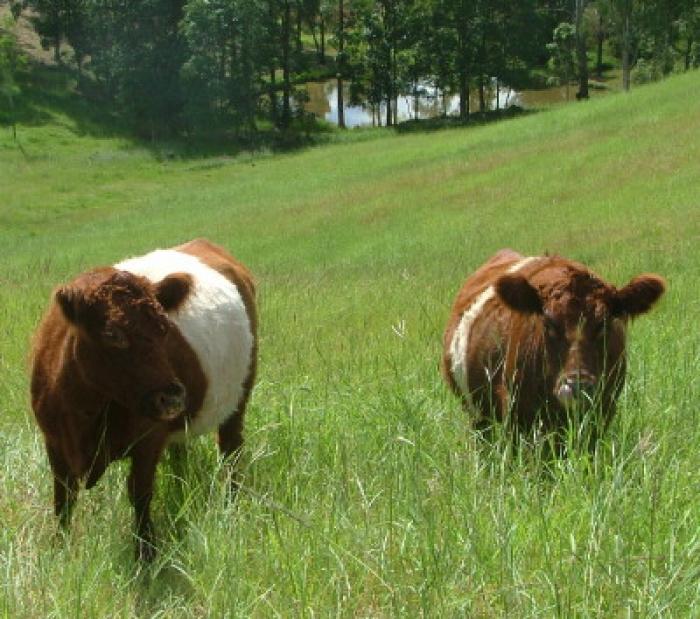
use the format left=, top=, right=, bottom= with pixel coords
left=1, top=69, right=699, bottom=617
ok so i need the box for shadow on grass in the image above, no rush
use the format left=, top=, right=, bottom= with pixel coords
left=2, top=59, right=542, bottom=161
left=3, top=61, right=126, bottom=136
left=395, top=105, right=535, bottom=134
left=1, top=59, right=342, bottom=160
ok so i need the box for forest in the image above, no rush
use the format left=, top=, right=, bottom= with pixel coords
left=2, top=0, right=699, bottom=139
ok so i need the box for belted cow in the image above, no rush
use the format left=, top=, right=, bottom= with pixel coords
left=30, top=238, right=257, bottom=560
left=442, top=249, right=665, bottom=440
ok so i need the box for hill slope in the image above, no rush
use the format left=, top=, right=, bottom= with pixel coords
left=1, top=71, right=699, bottom=616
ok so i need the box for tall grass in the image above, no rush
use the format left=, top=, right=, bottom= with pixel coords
left=1, top=70, right=699, bottom=616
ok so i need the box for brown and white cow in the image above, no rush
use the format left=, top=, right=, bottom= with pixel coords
left=442, top=249, right=665, bottom=441
left=30, top=238, right=257, bottom=560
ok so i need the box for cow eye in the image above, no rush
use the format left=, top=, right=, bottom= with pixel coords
left=103, top=327, right=129, bottom=349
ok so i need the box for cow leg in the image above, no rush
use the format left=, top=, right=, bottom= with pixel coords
left=47, top=444, right=78, bottom=529
left=218, top=357, right=256, bottom=495
left=167, top=442, right=187, bottom=483
left=127, top=443, right=163, bottom=562
left=218, top=409, right=245, bottom=459
left=166, top=442, right=189, bottom=521
left=474, top=383, right=510, bottom=437
left=218, top=411, right=245, bottom=496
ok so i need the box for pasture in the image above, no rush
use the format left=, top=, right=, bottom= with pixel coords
left=1, top=70, right=699, bottom=616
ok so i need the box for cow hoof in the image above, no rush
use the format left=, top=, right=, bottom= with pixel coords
left=137, top=538, right=157, bottom=563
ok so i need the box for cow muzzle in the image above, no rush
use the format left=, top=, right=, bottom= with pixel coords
left=555, top=371, right=597, bottom=407
left=144, top=380, right=187, bottom=420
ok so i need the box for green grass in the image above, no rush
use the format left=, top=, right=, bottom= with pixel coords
left=1, top=69, right=699, bottom=616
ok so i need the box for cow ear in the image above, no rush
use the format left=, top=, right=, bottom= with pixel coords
left=612, top=274, right=666, bottom=318
left=155, top=273, right=192, bottom=312
left=496, top=274, right=543, bottom=314
left=55, top=286, right=84, bottom=325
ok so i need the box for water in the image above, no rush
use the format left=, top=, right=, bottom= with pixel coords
left=305, top=78, right=608, bottom=128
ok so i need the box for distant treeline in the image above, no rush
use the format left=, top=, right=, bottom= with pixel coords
left=6, top=0, right=700, bottom=137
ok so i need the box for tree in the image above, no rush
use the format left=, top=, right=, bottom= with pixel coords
left=0, top=15, right=27, bottom=140
left=547, top=21, right=577, bottom=100
left=399, top=0, right=433, bottom=119
left=430, top=0, right=477, bottom=119
left=336, top=0, right=346, bottom=128
left=676, top=1, right=700, bottom=70
left=302, top=0, right=325, bottom=62
left=573, top=0, right=589, bottom=98
left=86, top=0, right=187, bottom=138
left=377, top=0, right=401, bottom=125
left=63, top=0, right=89, bottom=78
left=181, top=0, right=266, bottom=134
left=281, top=0, right=293, bottom=127
left=589, top=5, right=607, bottom=78
left=498, top=0, right=548, bottom=103
left=631, top=0, right=700, bottom=81
left=346, top=0, right=406, bottom=126
left=600, top=0, right=643, bottom=90
left=28, top=0, right=67, bottom=63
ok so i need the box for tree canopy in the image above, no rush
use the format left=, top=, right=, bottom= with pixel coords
left=14, top=0, right=699, bottom=137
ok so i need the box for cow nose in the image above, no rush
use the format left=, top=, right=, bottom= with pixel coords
left=556, top=373, right=596, bottom=406
left=149, top=381, right=186, bottom=419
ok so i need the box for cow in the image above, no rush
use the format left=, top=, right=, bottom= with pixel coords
left=30, top=238, right=257, bottom=560
left=442, top=249, right=665, bottom=444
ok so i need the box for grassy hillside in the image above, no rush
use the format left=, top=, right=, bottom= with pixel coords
left=1, top=70, right=699, bottom=616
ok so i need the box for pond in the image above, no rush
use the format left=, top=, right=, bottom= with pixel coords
left=304, top=78, right=611, bottom=128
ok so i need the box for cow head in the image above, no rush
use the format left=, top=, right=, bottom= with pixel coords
left=55, top=268, right=193, bottom=420
left=495, top=265, right=665, bottom=408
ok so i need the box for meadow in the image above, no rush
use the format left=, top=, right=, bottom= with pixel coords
left=1, top=69, right=699, bottom=617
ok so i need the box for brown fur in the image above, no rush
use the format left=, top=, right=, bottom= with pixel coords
left=442, top=249, right=665, bottom=441
left=30, top=239, right=257, bottom=560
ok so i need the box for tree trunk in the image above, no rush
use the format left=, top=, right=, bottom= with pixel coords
left=478, top=29, right=486, bottom=115
left=240, top=31, right=255, bottom=129
left=575, top=0, right=589, bottom=99
left=9, top=93, right=16, bottom=140
left=310, top=19, right=319, bottom=56
left=229, top=40, right=238, bottom=120
left=413, top=81, right=418, bottom=120
left=320, top=13, right=326, bottom=63
left=337, top=0, right=345, bottom=128
left=296, top=0, right=303, bottom=55
left=76, top=55, right=84, bottom=85
left=337, top=76, right=345, bottom=127
left=392, top=14, right=398, bottom=125
left=269, top=68, right=278, bottom=125
left=596, top=11, right=604, bottom=77
left=384, top=76, right=392, bottom=125
left=478, top=75, right=485, bottom=114
left=458, top=69, right=468, bottom=120
left=282, top=0, right=292, bottom=127
left=622, top=13, right=631, bottom=91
